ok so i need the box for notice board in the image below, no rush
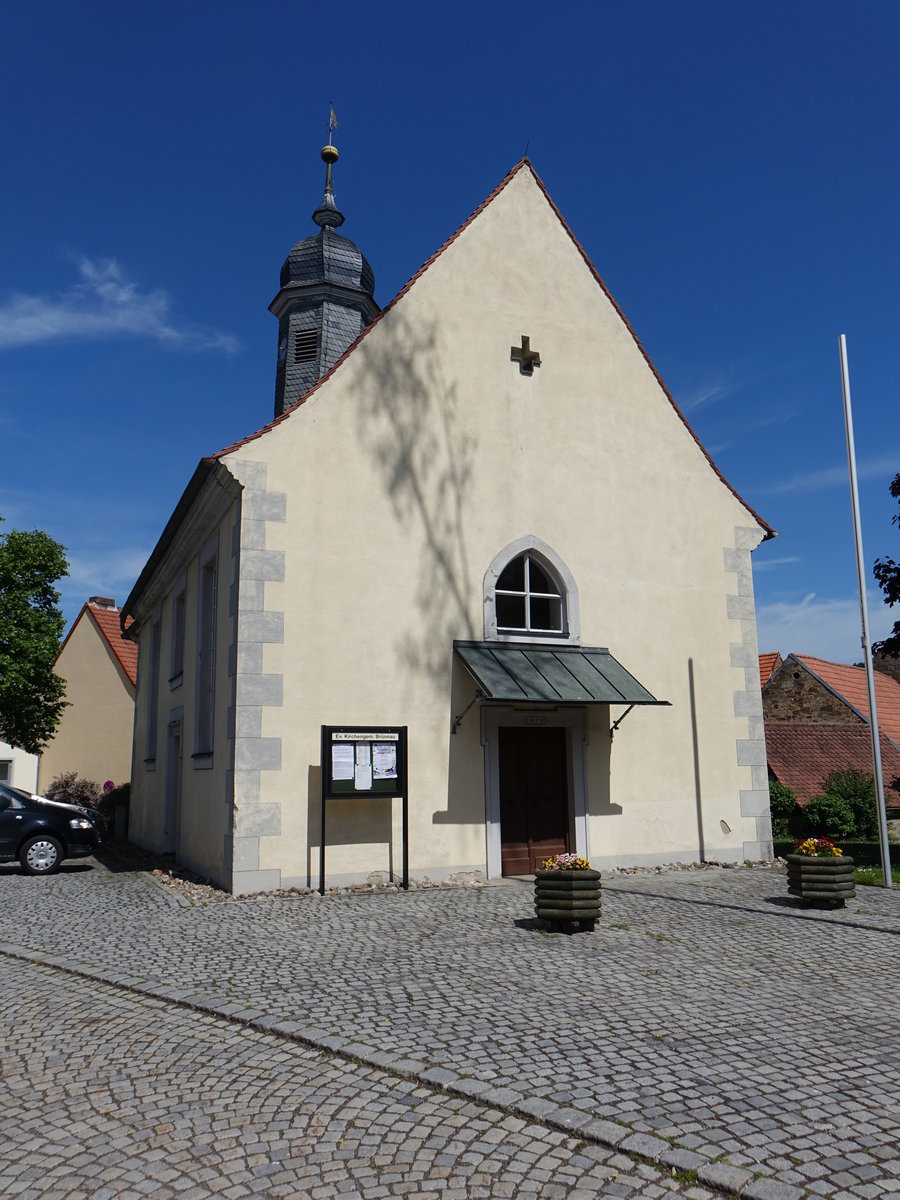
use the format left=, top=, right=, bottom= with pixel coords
left=320, top=725, right=409, bottom=893
left=323, top=726, right=407, bottom=798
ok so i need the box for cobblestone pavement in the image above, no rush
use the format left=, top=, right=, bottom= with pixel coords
left=1, top=956, right=718, bottom=1200
left=1, top=854, right=898, bottom=1200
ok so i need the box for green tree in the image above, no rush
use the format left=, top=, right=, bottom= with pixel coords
left=873, top=472, right=900, bottom=660
left=802, top=793, right=855, bottom=840
left=0, top=520, right=68, bottom=753
left=768, top=779, right=798, bottom=840
left=820, top=767, right=879, bottom=839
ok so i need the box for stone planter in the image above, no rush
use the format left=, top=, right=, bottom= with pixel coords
left=534, top=869, right=601, bottom=932
left=786, top=853, right=855, bottom=907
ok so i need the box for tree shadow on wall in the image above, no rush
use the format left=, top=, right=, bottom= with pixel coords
left=355, top=311, right=478, bottom=688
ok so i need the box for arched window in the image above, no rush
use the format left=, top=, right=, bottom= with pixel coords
left=496, top=552, right=564, bottom=633
left=484, top=538, right=580, bottom=643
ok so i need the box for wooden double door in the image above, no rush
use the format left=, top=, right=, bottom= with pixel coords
left=498, top=725, right=569, bottom=875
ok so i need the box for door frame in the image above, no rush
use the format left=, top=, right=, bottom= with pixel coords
left=481, top=706, right=589, bottom=879
left=163, top=708, right=183, bottom=855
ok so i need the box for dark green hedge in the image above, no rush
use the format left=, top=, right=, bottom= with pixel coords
left=773, top=839, right=900, bottom=867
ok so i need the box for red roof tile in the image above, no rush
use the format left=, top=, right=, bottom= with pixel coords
left=791, top=654, right=900, bottom=746
left=89, top=603, right=138, bottom=686
left=58, top=599, right=138, bottom=687
left=766, top=722, right=900, bottom=806
left=758, top=652, right=782, bottom=688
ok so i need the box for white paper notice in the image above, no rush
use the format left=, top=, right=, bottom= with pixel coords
left=356, top=743, right=371, bottom=764
left=373, top=743, right=397, bottom=779
left=355, top=763, right=373, bottom=790
left=332, top=744, right=355, bottom=781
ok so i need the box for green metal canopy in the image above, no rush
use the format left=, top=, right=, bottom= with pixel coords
left=453, top=641, right=668, bottom=706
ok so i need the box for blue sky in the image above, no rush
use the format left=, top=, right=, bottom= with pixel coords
left=1, top=2, right=897, bottom=662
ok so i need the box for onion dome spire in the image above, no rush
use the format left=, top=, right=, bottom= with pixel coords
left=312, top=105, right=345, bottom=230
left=312, top=143, right=344, bottom=230
left=269, top=107, right=379, bottom=419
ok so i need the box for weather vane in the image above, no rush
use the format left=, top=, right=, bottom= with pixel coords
left=328, top=101, right=338, bottom=147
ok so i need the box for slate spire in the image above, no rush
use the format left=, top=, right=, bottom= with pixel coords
left=311, top=143, right=345, bottom=230
left=270, top=127, right=379, bottom=419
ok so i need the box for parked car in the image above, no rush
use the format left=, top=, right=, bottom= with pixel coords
left=0, top=782, right=103, bottom=875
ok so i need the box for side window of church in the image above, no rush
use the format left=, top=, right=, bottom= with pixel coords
left=170, top=583, right=186, bottom=687
left=195, top=542, right=218, bottom=758
left=145, top=616, right=161, bottom=764
left=0, top=760, right=10, bottom=783
left=495, top=553, right=566, bottom=635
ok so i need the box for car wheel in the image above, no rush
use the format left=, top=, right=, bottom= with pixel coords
left=20, top=835, right=63, bottom=876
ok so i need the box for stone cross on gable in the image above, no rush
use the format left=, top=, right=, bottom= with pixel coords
left=510, top=334, right=541, bottom=376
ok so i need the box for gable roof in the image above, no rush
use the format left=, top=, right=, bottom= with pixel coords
left=759, top=652, right=782, bottom=688
left=788, top=654, right=900, bottom=746
left=766, top=722, right=900, bottom=806
left=124, top=159, right=774, bottom=628
left=59, top=598, right=138, bottom=687
left=212, top=159, right=774, bottom=539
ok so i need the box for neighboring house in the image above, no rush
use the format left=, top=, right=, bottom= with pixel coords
left=763, top=653, right=900, bottom=745
left=873, top=651, right=900, bottom=686
left=37, top=597, right=137, bottom=791
left=124, top=151, right=775, bottom=893
left=761, top=652, right=900, bottom=810
left=766, top=724, right=900, bottom=809
left=0, top=740, right=39, bottom=792
left=758, top=652, right=783, bottom=689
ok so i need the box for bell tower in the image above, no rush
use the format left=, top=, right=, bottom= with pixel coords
left=270, top=134, right=379, bottom=418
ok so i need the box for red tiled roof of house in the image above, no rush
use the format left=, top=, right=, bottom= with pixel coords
left=88, top=603, right=138, bottom=686
left=791, top=654, right=900, bottom=746
left=58, top=598, right=138, bottom=687
left=766, top=722, right=900, bottom=806
left=759, top=652, right=782, bottom=688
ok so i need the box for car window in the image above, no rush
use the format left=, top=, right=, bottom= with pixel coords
left=0, top=783, right=29, bottom=809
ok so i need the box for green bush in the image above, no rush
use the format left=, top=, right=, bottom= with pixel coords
left=820, top=768, right=879, bottom=839
left=45, top=771, right=102, bottom=810
left=768, top=780, right=798, bottom=840
left=802, top=792, right=855, bottom=839
left=96, top=781, right=130, bottom=831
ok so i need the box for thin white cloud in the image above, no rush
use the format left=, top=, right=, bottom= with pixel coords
left=58, top=547, right=152, bottom=631
left=771, top=455, right=899, bottom=494
left=756, top=590, right=892, bottom=661
left=753, top=556, right=801, bottom=571
left=0, top=257, right=239, bottom=353
left=679, top=374, right=739, bottom=414
left=64, top=548, right=150, bottom=593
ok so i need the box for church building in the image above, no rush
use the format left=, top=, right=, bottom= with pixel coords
left=124, top=144, right=774, bottom=892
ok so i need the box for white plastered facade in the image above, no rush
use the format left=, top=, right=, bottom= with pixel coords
left=127, top=164, right=771, bottom=892
left=0, top=741, right=38, bottom=792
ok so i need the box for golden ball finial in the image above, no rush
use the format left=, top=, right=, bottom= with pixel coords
left=321, top=144, right=339, bottom=165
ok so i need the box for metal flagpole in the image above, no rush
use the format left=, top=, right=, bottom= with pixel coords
left=838, top=334, right=893, bottom=888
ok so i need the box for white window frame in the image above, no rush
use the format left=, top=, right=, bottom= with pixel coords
left=483, top=536, right=580, bottom=645
left=193, top=534, right=219, bottom=768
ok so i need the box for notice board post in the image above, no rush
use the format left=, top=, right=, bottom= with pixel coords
left=320, top=725, right=409, bottom=895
